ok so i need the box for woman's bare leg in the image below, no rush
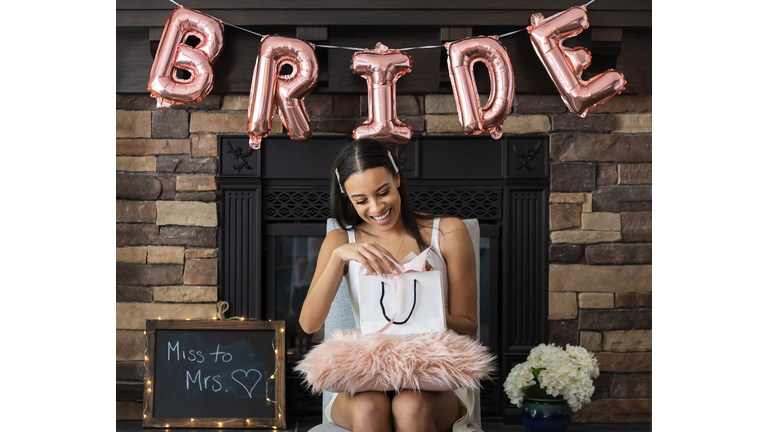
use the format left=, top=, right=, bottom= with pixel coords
left=330, top=391, right=393, bottom=432
left=391, top=390, right=462, bottom=432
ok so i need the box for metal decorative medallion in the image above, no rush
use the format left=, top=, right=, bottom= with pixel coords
left=512, top=141, right=542, bottom=172
left=392, top=147, right=415, bottom=174
left=227, top=142, right=255, bottom=172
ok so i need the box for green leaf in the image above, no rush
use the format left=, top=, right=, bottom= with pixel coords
left=522, top=381, right=545, bottom=398
left=532, top=367, right=545, bottom=378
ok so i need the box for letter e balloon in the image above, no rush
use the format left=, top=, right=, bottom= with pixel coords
left=147, top=6, right=224, bottom=108
left=527, top=6, right=626, bottom=117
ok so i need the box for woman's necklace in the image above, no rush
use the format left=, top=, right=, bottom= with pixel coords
left=374, top=230, right=407, bottom=261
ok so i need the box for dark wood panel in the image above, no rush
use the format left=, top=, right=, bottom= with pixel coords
left=117, top=0, right=651, bottom=11
left=117, top=27, right=153, bottom=93
left=615, top=28, right=652, bottom=95
left=118, top=10, right=652, bottom=27
left=261, top=136, right=349, bottom=179
left=420, top=138, right=504, bottom=179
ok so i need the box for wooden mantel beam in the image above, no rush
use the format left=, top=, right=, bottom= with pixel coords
left=117, top=0, right=652, bottom=27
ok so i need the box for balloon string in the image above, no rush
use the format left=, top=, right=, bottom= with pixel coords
left=400, top=45, right=442, bottom=51
left=315, top=44, right=366, bottom=51
left=497, top=28, right=526, bottom=38
left=223, top=22, right=264, bottom=37
left=162, top=0, right=602, bottom=50
left=164, top=0, right=264, bottom=36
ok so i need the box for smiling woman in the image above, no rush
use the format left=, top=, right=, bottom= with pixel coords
left=299, top=138, right=479, bottom=432
left=329, top=138, right=432, bottom=255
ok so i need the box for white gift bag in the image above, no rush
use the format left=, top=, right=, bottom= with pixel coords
left=358, top=249, right=447, bottom=336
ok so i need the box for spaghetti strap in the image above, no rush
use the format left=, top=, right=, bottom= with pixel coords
left=347, top=228, right=356, bottom=243
left=430, top=217, right=441, bottom=253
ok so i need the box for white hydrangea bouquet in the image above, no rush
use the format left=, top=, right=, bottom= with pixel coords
left=503, top=343, right=600, bottom=411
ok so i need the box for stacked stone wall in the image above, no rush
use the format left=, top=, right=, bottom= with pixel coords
left=115, top=92, right=651, bottom=422
left=543, top=95, right=652, bottom=423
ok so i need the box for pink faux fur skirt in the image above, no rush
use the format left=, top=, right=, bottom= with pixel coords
left=295, top=329, right=495, bottom=395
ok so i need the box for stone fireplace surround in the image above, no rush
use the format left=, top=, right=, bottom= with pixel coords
left=116, top=92, right=651, bottom=423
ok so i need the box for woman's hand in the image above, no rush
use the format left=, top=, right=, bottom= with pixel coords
left=332, top=242, right=401, bottom=276
left=300, top=232, right=403, bottom=334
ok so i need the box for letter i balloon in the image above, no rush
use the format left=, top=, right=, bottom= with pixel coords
left=352, top=43, right=413, bottom=146
left=148, top=6, right=225, bottom=108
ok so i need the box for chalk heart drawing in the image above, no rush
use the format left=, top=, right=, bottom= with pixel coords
left=231, top=369, right=263, bottom=398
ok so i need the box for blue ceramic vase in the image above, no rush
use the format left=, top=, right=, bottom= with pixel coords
left=521, top=396, right=572, bottom=432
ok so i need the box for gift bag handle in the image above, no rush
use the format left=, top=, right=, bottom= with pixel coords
left=380, top=280, right=417, bottom=325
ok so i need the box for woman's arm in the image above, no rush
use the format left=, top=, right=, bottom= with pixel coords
left=299, top=229, right=349, bottom=334
left=439, top=217, right=478, bottom=339
left=299, top=228, right=402, bottom=334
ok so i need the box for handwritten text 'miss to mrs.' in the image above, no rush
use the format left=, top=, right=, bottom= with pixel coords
left=166, top=341, right=265, bottom=398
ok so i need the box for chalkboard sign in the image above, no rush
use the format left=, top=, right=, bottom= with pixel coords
left=143, top=320, right=286, bottom=429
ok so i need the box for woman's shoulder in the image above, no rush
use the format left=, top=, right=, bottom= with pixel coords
left=325, top=228, right=350, bottom=245
left=436, top=217, right=472, bottom=257
left=414, top=214, right=467, bottom=236
left=437, top=216, right=469, bottom=234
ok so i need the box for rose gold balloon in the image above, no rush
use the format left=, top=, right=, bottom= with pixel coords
left=527, top=6, right=626, bottom=117
left=351, top=43, right=412, bottom=146
left=147, top=6, right=224, bottom=108
left=247, top=35, right=319, bottom=149
left=445, top=36, right=515, bottom=139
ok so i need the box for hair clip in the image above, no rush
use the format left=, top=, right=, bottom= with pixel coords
left=387, top=150, right=399, bottom=174
left=335, top=168, right=345, bottom=194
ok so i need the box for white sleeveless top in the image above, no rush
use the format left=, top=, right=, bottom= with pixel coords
left=344, top=217, right=449, bottom=328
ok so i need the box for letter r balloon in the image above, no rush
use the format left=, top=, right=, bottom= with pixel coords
left=148, top=6, right=224, bottom=108
left=352, top=43, right=413, bottom=146
left=247, top=35, right=319, bottom=149
left=445, top=36, right=515, bottom=139
left=527, top=6, right=626, bottom=117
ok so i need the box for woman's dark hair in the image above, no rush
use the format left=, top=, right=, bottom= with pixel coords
left=330, top=138, right=434, bottom=252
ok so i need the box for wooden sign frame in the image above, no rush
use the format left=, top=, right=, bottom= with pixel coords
left=142, top=319, right=286, bottom=429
